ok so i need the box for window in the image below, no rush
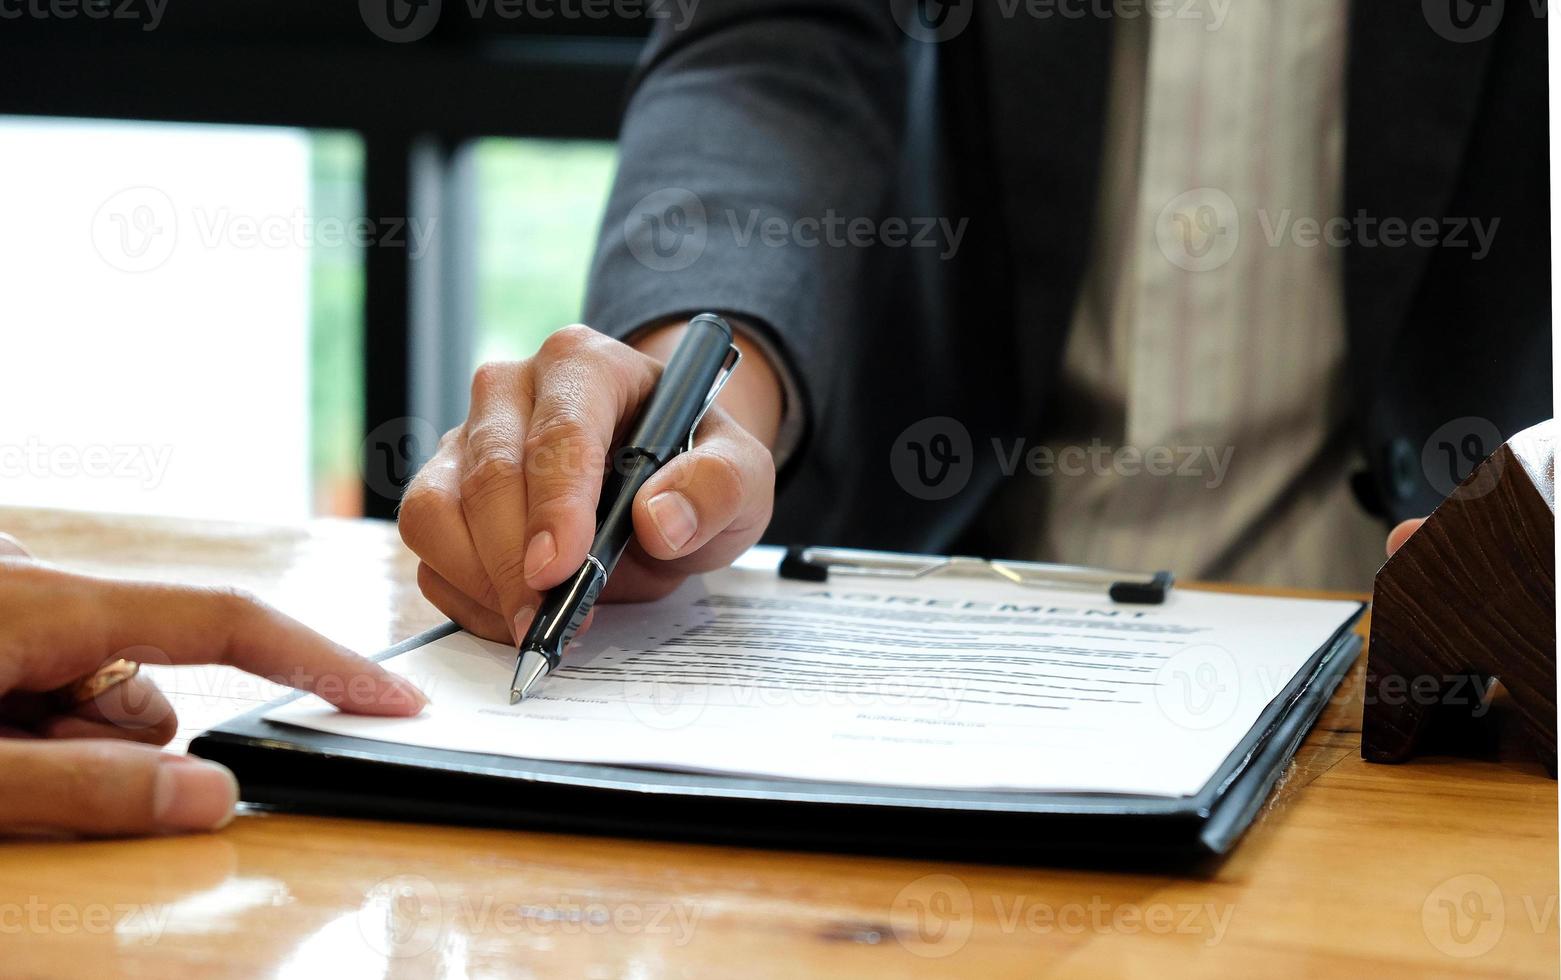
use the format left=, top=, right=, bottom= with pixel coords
left=472, top=138, right=617, bottom=366
left=0, top=122, right=618, bottom=521
left=0, top=117, right=345, bottom=522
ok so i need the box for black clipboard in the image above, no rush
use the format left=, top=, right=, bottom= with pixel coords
left=190, top=603, right=1365, bottom=866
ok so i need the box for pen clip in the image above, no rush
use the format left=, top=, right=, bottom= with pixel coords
left=685, top=343, right=742, bottom=453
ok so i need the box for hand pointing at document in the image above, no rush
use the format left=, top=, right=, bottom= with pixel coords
left=0, top=534, right=428, bottom=838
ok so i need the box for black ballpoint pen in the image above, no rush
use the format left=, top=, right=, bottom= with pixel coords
left=509, top=313, right=741, bottom=703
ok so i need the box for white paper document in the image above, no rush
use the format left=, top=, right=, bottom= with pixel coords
left=267, top=551, right=1361, bottom=797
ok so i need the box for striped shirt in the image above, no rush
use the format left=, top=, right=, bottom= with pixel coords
left=987, top=1, right=1387, bottom=590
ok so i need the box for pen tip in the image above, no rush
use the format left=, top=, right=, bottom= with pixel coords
left=510, top=647, right=550, bottom=704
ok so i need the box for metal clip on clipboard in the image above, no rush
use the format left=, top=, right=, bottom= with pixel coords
left=778, top=545, right=1175, bottom=604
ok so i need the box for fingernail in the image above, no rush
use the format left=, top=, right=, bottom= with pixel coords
left=512, top=605, right=537, bottom=643
left=648, top=491, right=698, bottom=552
left=524, top=531, right=556, bottom=582
left=389, top=675, right=430, bottom=711
left=154, top=756, right=239, bottom=832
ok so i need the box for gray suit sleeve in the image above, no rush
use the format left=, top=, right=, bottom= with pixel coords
left=582, top=0, right=909, bottom=456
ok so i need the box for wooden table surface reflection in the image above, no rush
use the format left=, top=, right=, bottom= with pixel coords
left=0, top=506, right=1554, bottom=978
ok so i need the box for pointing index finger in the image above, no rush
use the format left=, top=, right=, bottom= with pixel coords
left=0, top=565, right=427, bottom=717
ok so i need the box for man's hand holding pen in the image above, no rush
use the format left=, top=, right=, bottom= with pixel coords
left=398, top=320, right=784, bottom=648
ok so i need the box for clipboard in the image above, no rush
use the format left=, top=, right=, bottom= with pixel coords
left=189, top=590, right=1365, bottom=865
left=777, top=545, right=1176, bottom=604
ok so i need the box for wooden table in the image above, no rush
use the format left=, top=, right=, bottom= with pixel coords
left=0, top=506, right=1553, bottom=978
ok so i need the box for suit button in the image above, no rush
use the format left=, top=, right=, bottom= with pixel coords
left=1387, top=437, right=1418, bottom=501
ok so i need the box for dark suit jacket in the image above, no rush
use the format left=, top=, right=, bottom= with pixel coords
left=584, top=0, right=1551, bottom=558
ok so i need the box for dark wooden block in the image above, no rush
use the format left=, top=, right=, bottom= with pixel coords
left=1363, top=420, right=1556, bottom=773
